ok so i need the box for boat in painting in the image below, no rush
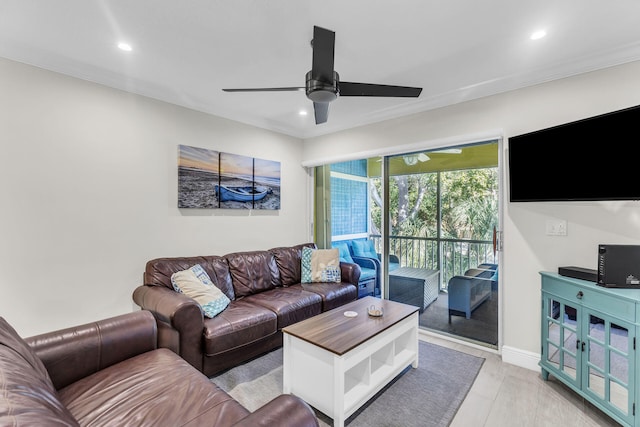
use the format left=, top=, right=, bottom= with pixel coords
left=214, top=184, right=270, bottom=202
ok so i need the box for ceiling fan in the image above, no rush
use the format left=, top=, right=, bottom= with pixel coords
left=222, top=26, right=423, bottom=125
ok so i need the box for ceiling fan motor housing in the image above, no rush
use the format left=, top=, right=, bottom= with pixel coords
left=306, top=70, right=339, bottom=103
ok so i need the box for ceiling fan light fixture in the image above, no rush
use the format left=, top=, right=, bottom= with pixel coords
left=530, top=29, right=547, bottom=40
left=305, top=70, right=339, bottom=103
left=403, top=154, right=419, bottom=166
left=117, top=42, right=132, bottom=52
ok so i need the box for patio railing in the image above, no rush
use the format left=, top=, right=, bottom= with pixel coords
left=370, top=235, right=497, bottom=289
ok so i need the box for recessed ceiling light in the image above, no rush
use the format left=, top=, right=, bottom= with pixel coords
left=299, top=110, right=308, bottom=116
left=530, top=30, right=547, bottom=40
left=117, top=42, right=132, bottom=52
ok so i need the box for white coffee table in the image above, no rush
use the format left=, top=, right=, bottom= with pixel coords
left=282, top=296, right=419, bottom=427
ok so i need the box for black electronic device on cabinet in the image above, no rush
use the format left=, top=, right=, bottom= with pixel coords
left=558, top=266, right=597, bottom=282
left=597, top=244, right=640, bottom=288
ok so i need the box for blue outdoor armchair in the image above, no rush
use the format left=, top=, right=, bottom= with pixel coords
left=332, top=239, right=401, bottom=298
left=350, top=239, right=400, bottom=273
left=332, top=241, right=377, bottom=298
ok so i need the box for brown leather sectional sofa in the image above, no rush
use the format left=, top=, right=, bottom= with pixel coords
left=0, top=310, right=319, bottom=426
left=133, top=242, right=360, bottom=376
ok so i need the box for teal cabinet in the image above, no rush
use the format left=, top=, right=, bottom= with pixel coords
left=540, top=272, right=638, bottom=426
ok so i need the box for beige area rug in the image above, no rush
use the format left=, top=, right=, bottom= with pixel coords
left=212, top=341, right=484, bottom=427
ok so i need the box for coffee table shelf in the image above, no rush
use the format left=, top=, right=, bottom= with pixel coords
left=282, top=297, right=419, bottom=427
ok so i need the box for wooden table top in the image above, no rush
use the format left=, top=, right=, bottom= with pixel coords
left=282, top=296, right=418, bottom=355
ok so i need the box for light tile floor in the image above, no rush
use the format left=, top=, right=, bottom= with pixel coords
left=421, top=334, right=621, bottom=427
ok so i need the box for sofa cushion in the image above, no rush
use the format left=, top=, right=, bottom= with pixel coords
left=244, top=287, right=322, bottom=328
left=202, top=300, right=278, bottom=356
left=58, top=348, right=250, bottom=427
left=171, top=264, right=231, bottom=318
left=301, top=247, right=341, bottom=283
left=226, top=251, right=281, bottom=297
left=0, top=317, right=79, bottom=426
left=269, top=243, right=315, bottom=286
left=300, top=282, right=357, bottom=311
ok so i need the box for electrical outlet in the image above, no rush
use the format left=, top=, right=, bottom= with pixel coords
left=546, top=219, right=568, bottom=236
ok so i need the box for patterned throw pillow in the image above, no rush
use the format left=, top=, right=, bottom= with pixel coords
left=171, top=264, right=230, bottom=318
left=301, top=247, right=341, bottom=283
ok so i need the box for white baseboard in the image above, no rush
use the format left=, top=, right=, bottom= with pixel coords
left=419, top=329, right=541, bottom=372
left=501, top=345, right=540, bottom=372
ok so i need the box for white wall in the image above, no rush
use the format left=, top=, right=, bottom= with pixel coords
left=302, top=60, right=640, bottom=367
left=0, top=58, right=309, bottom=337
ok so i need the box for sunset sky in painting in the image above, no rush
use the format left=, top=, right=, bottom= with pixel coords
left=178, top=145, right=219, bottom=173
left=179, top=144, right=280, bottom=182
left=254, top=158, right=281, bottom=180
left=220, top=152, right=253, bottom=177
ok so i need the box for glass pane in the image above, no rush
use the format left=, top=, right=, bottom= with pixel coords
left=368, top=141, right=500, bottom=348
left=547, top=302, right=560, bottom=347
left=547, top=343, right=560, bottom=369
left=611, top=350, right=628, bottom=383
left=610, top=322, right=629, bottom=384
left=564, top=305, right=577, bottom=323
left=588, top=366, right=605, bottom=399
left=562, top=350, right=577, bottom=380
left=588, top=336, right=605, bottom=373
left=548, top=299, right=561, bottom=320
left=611, top=322, right=628, bottom=353
left=611, top=380, right=629, bottom=415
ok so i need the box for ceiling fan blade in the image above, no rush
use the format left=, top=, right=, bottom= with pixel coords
left=222, top=87, right=303, bottom=92
left=313, top=102, right=330, bottom=124
left=311, top=26, right=335, bottom=82
left=339, top=82, right=422, bottom=97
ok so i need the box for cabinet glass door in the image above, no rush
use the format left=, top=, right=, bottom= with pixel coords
left=545, top=297, right=579, bottom=382
left=583, top=313, right=632, bottom=421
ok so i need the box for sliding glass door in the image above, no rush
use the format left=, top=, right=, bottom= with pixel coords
left=314, top=140, right=501, bottom=348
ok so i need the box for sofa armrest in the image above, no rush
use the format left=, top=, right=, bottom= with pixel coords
left=132, top=285, right=206, bottom=372
left=232, top=394, right=319, bottom=427
left=25, top=310, right=157, bottom=390
left=339, top=261, right=361, bottom=286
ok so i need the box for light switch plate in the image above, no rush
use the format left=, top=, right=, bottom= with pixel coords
left=546, top=219, right=567, bottom=236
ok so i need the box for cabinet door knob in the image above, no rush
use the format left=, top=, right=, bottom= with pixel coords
left=576, top=291, right=583, bottom=299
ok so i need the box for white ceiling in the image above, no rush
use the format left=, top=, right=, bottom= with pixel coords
left=2, top=1, right=640, bottom=139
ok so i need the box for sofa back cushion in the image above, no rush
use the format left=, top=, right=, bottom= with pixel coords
left=144, top=255, right=235, bottom=300
left=0, top=317, right=79, bottom=425
left=269, top=242, right=316, bottom=286
left=225, top=250, right=281, bottom=297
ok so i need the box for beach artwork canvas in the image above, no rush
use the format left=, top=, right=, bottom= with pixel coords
left=252, top=157, right=281, bottom=210
left=178, top=144, right=281, bottom=210
left=178, top=144, right=219, bottom=208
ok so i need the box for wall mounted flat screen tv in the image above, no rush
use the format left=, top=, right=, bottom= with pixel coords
left=508, top=104, right=640, bottom=202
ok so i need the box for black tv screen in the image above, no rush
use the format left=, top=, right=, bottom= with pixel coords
left=508, top=104, right=640, bottom=202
